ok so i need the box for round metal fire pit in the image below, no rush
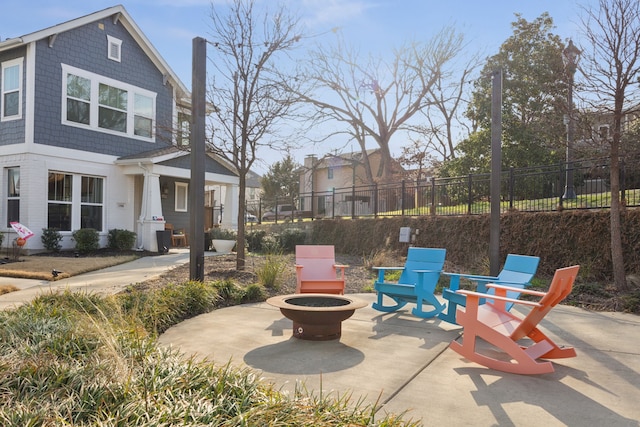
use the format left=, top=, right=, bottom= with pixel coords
left=267, top=294, right=367, bottom=341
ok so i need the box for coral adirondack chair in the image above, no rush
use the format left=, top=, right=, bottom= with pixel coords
left=372, top=247, right=447, bottom=318
left=438, top=254, right=540, bottom=324
left=295, top=245, right=348, bottom=294
left=450, top=265, right=580, bottom=375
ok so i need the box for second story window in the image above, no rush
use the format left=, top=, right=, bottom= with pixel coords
left=328, top=167, right=334, bottom=179
left=1, top=58, right=23, bottom=121
left=62, top=64, right=156, bottom=141
left=98, top=83, right=127, bottom=133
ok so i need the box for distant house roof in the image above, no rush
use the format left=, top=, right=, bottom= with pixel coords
left=0, top=5, right=189, bottom=100
left=246, top=169, right=262, bottom=188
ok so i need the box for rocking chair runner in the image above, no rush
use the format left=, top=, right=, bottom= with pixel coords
left=371, top=247, right=447, bottom=318
left=295, top=245, right=348, bottom=294
left=450, top=265, right=580, bottom=375
left=438, top=254, right=540, bottom=324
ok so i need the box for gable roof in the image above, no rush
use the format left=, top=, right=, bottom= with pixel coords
left=116, top=146, right=238, bottom=177
left=0, top=5, right=189, bottom=99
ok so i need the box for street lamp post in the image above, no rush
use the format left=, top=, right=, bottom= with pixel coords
left=562, top=39, right=581, bottom=200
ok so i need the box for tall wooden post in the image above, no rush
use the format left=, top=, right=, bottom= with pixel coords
left=490, top=69, right=502, bottom=276
left=190, top=37, right=206, bottom=281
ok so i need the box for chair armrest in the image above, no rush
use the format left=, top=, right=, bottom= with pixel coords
left=333, top=264, right=349, bottom=268
left=443, top=272, right=499, bottom=281
left=373, top=266, right=404, bottom=283
left=486, top=283, right=546, bottom=297
left=456, top=289, right=542, bottom=307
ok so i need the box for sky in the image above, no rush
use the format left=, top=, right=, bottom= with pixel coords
left=1, top=0, right=598, bottom=174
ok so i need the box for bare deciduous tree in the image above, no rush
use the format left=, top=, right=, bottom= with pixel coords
left=580, top=0, right=640, bottom=290
left=206, top=0, right=304, bottom=269
left=411, top=52, right=481, bottom=161
left=294, top=28, right=465, bottom=182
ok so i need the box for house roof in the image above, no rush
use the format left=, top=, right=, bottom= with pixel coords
left=0, top=4, right=189, bottom=99
left=116, top=146, right=238, bottom=177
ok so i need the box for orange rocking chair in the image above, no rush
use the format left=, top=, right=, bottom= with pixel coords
left=450, top=265, right=580, bottom=375
left=295, top=245, right=348, bottom=294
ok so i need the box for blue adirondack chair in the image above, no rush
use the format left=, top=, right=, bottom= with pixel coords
left=372, top=247, right=447, bottom=318
left=438, top=253, right=540, bottom=324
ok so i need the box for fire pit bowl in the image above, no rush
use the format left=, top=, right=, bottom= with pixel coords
left=267, top=293, right=367, bottom=341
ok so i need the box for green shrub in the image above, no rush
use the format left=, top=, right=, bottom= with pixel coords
left=256, top=254, right=287, bottom=289
left=261, top=234, right=282, bottom=254
left=41, top=228, right=63, bottom=252
left=72, top=228, right=100, bottom=253
left=277, top=228, right=307, bottom=253
left=107, top=228, right=137, bottom=251
left=212, top=279, right=244, bottom=303
left=246, top=229, right=267, bottom=252
left=0, top=231, right=4, bottom=248
left=208, top=227, right=237, bottom=240
left=243, top=283, right=266, bottom=302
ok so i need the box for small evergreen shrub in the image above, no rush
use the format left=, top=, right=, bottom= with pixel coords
left=41, top=228, right=64, bottom=252
left=72, top=228, right=100, bottom=253
left=107, top=229, right=136, bottom=251
left=246, top=230, right=267, bottom=252
left=277, top=228, right=306, bottom=253
left=0, top=232, right=4, bottom=248
left=261, top=234, right=282, bottom=254
left=243, top=284, right=265, bottom=302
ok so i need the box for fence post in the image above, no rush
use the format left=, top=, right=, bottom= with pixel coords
left=467, top=174, right=473, bottom=215
left=509, top=167, right=515, bottom=210
left=311, top=190, right=315, bottom=220
left=401, top=180, right=406, bottom=216
left=374, top=183, right=379, bottom=217
left=558, top=162, right=565, bottom=210
left=430, top=177, right=436, bottom=216
left=332, top=187, right=336, bottom=218
left=351, top=185, right=356, bottom=219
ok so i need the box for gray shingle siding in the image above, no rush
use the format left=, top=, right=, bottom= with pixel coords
left=33, top=17, right=175, bottom=156
left=0, top=46, right=27, bottom=147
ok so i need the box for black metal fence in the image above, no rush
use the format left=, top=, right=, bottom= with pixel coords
left=250, top=157, right=640, bottom=222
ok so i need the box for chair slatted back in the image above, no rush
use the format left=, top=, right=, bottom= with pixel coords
left=296, top=245, right=338, bottom=280
left=511, top=265, right=579, bottom=340
left=398, top=248, right=447, bottom=286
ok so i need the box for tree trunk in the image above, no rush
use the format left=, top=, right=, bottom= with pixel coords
left=236, top=172, right=246, bottom=271
left=609, top=147, right=627, bottom=291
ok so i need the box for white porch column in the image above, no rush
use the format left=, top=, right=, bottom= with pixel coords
left=137, top=167, right=165, bottom=251
left=222, top=183, right=239, bottom=229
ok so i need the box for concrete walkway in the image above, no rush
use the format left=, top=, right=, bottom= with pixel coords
left=1, top=251, right=639, bottom=425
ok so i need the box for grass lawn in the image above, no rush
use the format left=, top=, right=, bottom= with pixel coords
left=0, top=253, right=139, bottom=281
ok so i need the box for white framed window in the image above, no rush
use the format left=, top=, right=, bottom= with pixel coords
left=175, top=182, right=188, bottom=212
left=6, top=167, right=20, bottom=227
left=61, top=64, right=156, bottom=141
left=107, top=35, right=122, bottom=62
left=328, top=167, right=334, bottom=179
left=48, top=172, right=104, bottom=231
left=1, top=58, right=23, bottom=121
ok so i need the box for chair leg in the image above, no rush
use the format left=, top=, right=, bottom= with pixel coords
left=451, top=309, right=555, bottom=375
left=412, top=293, right=445, bottom=318
left=372, top=292, right=408, bottom=313
left=527, top=327, right=577, bottom=359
